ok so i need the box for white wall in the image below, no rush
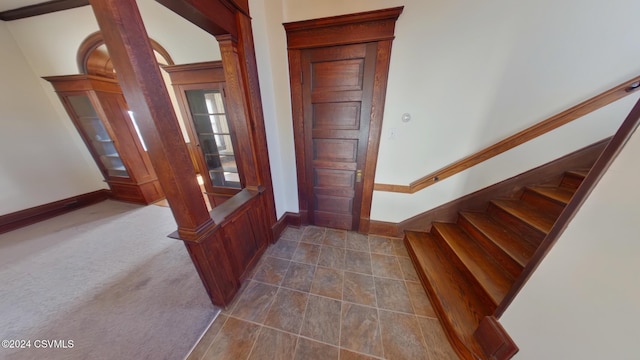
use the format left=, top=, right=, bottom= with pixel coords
left=249, top=0, right=298, bottom=217
left=500, top=126, right=640, bottom=359
left=0, top=21, right=105, bottom=215
left=254, top=0, right=640, bottom=221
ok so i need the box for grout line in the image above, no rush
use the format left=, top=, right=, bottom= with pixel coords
left=244, top=324, right=263, bottom=360
left=200, top=314, right=230, bottom=359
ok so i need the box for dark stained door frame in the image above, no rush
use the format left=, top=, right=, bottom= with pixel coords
left=284, top=7, right=403, bottom=233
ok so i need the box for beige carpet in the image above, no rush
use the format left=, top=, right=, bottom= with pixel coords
left=0, top=200, right=219, bottom=360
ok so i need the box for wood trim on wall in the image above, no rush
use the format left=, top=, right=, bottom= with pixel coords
left=0, top=190, right=110, bottom=234
left=271, top=212, right=302, bottom=240
left=374, top=75, right=640, bottom=194
left=0, top=0, right=88, bottom=21
left=77, top=31, right=175, bottom=75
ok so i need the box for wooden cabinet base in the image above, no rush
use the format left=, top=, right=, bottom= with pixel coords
left=108, top=179, right=164, bottom=205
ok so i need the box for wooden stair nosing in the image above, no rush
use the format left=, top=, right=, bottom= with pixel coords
left=405, top=230, right=491, bottom=360
left=489, top=199, right=556, bottom=236
left=458, top=211, right=534, bottom=275
left=431, top=222, right=513, bottom=307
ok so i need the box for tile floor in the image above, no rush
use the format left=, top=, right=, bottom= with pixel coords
left=186, top=226, right=458, bottom=360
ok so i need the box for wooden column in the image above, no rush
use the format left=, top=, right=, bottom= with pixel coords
left=88, top=0, right=238, bottom=305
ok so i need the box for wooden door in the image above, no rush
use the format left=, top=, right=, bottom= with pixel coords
left=301, top=43, right=377, bottom=230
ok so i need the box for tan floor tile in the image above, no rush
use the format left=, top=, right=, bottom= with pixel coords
left=318, top=246, right=346, bottom=270
left=323, top=229, right=347, bottom=248
left=231, top=281, right=278, bottom=323
left=339, top=349, right=380, bottom=360
left=253, top=256, right=290, bottom=285
left=264, top=288, right=309, bottom=334
left=310, top=266, right=343, bottom=300
left=346, top=232, right=370, bottom=252
left=344, top=250, right=372, bottom=275
left=281, top=262, right=316, bottom=292
left=280, top=226, right=304, bottom=241
left=371, top=254, right=404, bottom=279
left=398, top=256, right=420, bottom=281
left=248, top=327, right=298, bottom=360
left=343, top=272, right=376, bottom=307
left=417, top=316, right=459, bottom=360
left=406, top=281, right=437, bottom=318
left=202, top=317, right=260, bottom=360
left=267, top=239, right=299, bottom=260
left=292, top=243, right=321, bottom=265
left=301, top=226, right=326, bottom=244
left=186, top=314, right=227, bottom=360
left=378, top=310, right=427, bottom=360
left=294, top=337, right=339, bottom=360
left=369, top=236, right=395, bottom=255
left=300, top=295, right=341, bottom=346
left=340, top=303, right=383, bottom=357
left=392, top=238, right=410, bottom=257
left=374, top=277, right=414, bottom=314
left=221, top=279, right=251, bottom=315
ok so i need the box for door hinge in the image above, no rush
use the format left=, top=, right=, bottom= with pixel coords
left=356, top=169, right=363, bottom=183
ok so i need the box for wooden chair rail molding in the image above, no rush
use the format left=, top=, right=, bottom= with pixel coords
left=374, top=75, right=640, bottom=194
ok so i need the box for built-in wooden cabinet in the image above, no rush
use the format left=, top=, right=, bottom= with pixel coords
left=163, top=61, right=243, bottom=206
left=45, top=75, right=164, bottom=204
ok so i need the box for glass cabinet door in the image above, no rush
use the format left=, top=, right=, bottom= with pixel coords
left=67, top=95, right=129, bottom=178
left=185, top=89, right=240, bottom=189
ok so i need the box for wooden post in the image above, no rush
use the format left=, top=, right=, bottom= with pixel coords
left=88, top=0, right=238, bottom=305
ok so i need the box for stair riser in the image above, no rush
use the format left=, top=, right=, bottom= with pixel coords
left=520, top=190, right=565, bottom=218
left=431, top=227, right=501, bottom=308
left=487, top=203, right=545, bottom=247
left=457, top=215, right=523, bottom=279
left=559, top=173, right=585, bottom=190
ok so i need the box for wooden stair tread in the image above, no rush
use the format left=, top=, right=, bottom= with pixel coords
left=405, top=230, right=489, bottom=359
left=459, top=212, right=536, bottom=268
left=526, top=185, right=575, bottom=205
left=432, top=223, right=513, bottom=306
left=491, top=199, right=556, bottom=234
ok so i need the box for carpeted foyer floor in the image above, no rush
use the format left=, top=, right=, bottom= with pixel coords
left=0, top=200, right=219, bottom=360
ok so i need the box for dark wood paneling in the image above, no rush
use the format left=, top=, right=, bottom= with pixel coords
left=0, top=190, right=109, bottom=234
left=375, top=74, right=640, bottom=194
left=401, top=138, right=609, bottom=233
left=0, top=0, right=88, bottom=21
left=474, top=316, right=519, bottom=360
left=313, top=102, right=361, bottom=130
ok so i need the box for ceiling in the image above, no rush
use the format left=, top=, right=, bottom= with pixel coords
left=0, top=0, right=45, bottom=13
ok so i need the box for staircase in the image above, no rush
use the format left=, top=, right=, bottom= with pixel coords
left=405, top=168, right=590, bottom=359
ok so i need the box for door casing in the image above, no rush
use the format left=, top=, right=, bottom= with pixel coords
left=284, top=7, right=403, bottom=233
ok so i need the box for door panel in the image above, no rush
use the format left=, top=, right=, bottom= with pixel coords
left=302, top=42, right=377, bottom=230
